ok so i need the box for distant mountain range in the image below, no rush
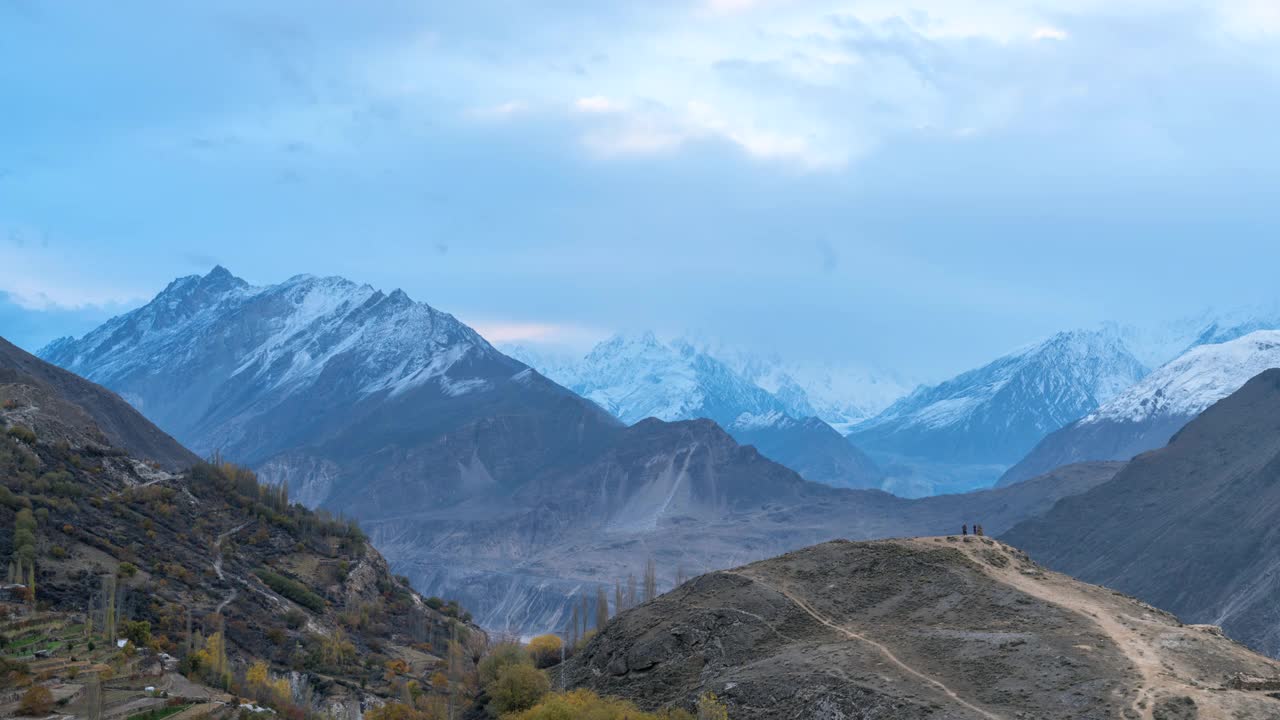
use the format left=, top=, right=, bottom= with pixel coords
left=506, top=333, right=885, bottom=489
left=1001, top=330, right=1280, bottom=485
left=846, top=329, right=1148, bottom=486
left=1004, top=368, right=1280, bottom=658
left=38, top=267, right=1123, bottom=636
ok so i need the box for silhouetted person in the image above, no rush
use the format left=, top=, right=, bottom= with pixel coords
left=962, top=524, right=968, bottom=536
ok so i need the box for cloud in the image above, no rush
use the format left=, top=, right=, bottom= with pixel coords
left=468, top=321, right=598, bottom=346
left=573, top=95, right=624, bottom=113
left=1032, top=26, right=1068, bottom=41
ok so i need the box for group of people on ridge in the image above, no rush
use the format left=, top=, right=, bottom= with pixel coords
left=962, top=523, right=984, bottom=537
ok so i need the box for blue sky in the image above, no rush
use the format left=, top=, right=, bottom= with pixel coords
left=3, top=1, right=1280, bottom=378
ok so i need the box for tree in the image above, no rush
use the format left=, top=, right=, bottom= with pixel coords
left=579, top=595, right=589, bottom=640
left=644, top=558, right=657, bottom=603
left=697, top=692, right=730, bottom=720
left=478, top=642, right=529, bottom=687
left=627, top=573, right=638, bottom=609
left=489, top=664, right=549, bottom=715
left=614, top=581, right=624, bottom=614
left=123, top=620, right=151, bottom=648
left=102, top=574, right=118, bottom=642
left=595, top=585, right=609, bottom=631
left=18, top=685, right=54, bottom=716
left=526, top=634, right=562, bottom=669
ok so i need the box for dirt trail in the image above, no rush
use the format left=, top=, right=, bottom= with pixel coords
left=926, top=537, right=1235, bottom=720
left=725, top=569, right=1005, bottom=720
left=211, top=521, right=250, bottom=614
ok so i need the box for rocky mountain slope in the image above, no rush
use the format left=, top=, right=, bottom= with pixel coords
left=726, top=412, right=883, bottom=490
left=0, top=336, right=478, bottom=712
left=1004, top=368, right=1280, bottom=658
left=0, top=337, right=196, bottom=470
left=562, top=537, right=1280, bottom=719
left=1000, top=330, right=1280, bottom=486
left=847, top=329, right=1148, bottom=472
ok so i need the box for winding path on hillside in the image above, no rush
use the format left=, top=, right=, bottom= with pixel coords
left=724, top=569, right=1006, bottom=720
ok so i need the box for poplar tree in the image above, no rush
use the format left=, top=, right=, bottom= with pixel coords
left=643, top=558, right=657, bottom=602
left=595, top=585, right=609, bottom=631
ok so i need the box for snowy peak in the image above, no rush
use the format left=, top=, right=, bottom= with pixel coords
left=39, top=267, right=517, bottom=453
left=1084, top=330, right=1280, bottom=426
left=848, top=329, right=1148, bottom=466
left=552, top=332, right=786, bottom=427
left=999, top=330, right=1280, bottom=486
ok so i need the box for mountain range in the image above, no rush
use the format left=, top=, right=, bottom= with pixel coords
left=845, top=329, right=1148, bottom=491
left=1000, top=329, right=1280, bottom=485
left=35, top=267, right=1126, bottom=636
left=506, top=333, right=885, bottom=489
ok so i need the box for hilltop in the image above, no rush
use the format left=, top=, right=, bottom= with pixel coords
left=562, top=537, right=1280, bottom=719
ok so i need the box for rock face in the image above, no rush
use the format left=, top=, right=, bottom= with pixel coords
left=848, top=329, right=1147, bottom=473
left=562, top=538, right=1280, bottom=719
left=1000, top=330, right=1280, bottom=486
left=0, top=336, right=196, bottom=470
left=1004, top=368, right=1280, bottom=658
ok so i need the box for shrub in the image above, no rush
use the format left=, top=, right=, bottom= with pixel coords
left=509, top=689, right=695, bottom=720
left=18, top=685, right=54, bottom=716
left=254, top=569, right=326, bottom=613
left=118, top=562, right=139, bottom=578
left=478, top=642, right=530, bottom=688
left=6, top=425, right=36, bottom=445
left=489, top=664, right=549, bottom=716
left=526, top=634, right=563, bottom=668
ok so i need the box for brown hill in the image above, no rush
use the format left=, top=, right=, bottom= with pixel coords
left=562, top=537, right=1280, bottom=719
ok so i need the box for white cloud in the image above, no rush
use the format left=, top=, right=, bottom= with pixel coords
left=573, top=96, right=625, bottom=113
left=1032, top=26, right=1068, bottom=41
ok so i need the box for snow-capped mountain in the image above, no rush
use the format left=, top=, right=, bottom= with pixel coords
left=41, top=266, right=520, bottom=458
left=521, top=333, right=787, bottom=427
left=680, top=337, right=914, bottom=430
left=505, top=334, right=884, bottom=488
left=847, top=329, right=1149, bottom=468
left=1112, top=304, right=1280, bottom=369
left=1000, top=330, right=1280, bottom=486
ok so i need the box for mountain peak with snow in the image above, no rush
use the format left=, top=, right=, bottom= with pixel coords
left=40, top=267, right=515, bottom=455
left=848, top=328, right=1149, bottom=469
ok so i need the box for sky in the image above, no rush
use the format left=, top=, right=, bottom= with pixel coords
left=3, top=0, right=1280, bottom=379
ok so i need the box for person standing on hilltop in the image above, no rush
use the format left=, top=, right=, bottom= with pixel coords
left=962, top=524, right=968, bottom=536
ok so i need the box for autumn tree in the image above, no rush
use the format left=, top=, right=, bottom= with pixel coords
left=697, top=692, right=730, bottom=720
left=526, top=634, right=562, bottom=669
left=18, top=685, right=54, bottom=716
left=489, top=664, right=550, bottom=715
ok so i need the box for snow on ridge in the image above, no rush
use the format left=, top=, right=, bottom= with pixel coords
left=1082, top=330, right=1280, bottom=426
left=41, top=267, right=500, bottom=403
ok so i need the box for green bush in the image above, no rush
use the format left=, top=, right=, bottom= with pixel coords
left=489, top=664, right=550, bottom=715
left=479, top=642, right=530, bottom=688
left=254, top=568, right=326, bottom=613
left=6, top=425, right=37, bottom=445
